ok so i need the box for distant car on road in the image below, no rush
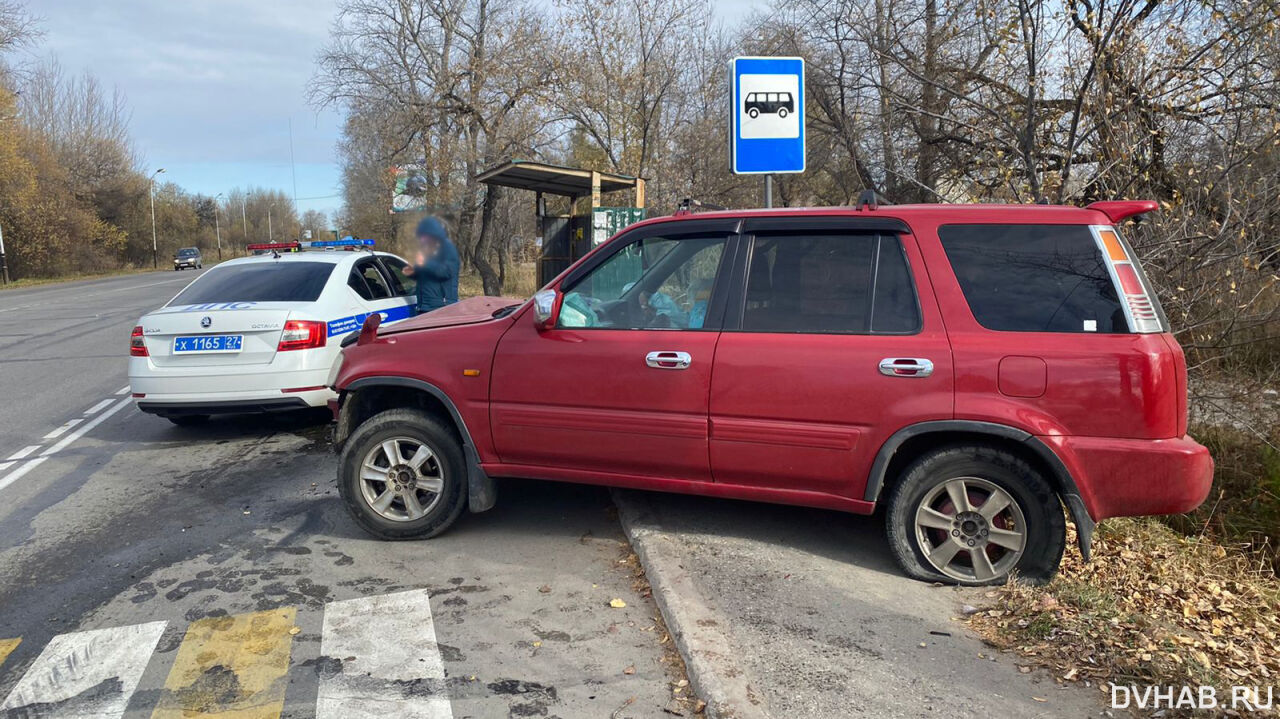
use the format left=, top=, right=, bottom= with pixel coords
left=328, top=200, right=1213, bottom=587
left=130, top=243, right=416, bottom=425
left=174, top=247, right=203, bottom=270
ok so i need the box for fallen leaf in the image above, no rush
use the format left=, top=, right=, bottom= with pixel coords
left=610, top=598, right=627, bottom=608
left=288, top=627, right=301, bottom=635
left=623, top=665, right=636, bottom=675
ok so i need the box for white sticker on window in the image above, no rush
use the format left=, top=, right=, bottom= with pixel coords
left=1083, top=319, right=1098, bottom=332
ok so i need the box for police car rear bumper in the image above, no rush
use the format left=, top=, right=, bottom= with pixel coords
left=137, top=397, right=313, bottom=417
left=129, top=366, right=335, bottom=413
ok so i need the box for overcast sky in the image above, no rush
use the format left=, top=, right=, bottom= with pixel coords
left=27, top=0, right=762, bottom=221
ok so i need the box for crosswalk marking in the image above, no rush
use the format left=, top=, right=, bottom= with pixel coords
left=0, top=638, right=19, bottom=668
left=0, top=621, right=166, bottom=718
left=316, top=589, right=453, bottom=719
left=151, top=608, right=297, bottom=719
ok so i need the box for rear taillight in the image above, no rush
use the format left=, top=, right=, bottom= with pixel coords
left=1091, top=226, right=1165, bottom=333
left=130, top=326, right=148, bottom=357
left=277, top=320, right=327, bottom=352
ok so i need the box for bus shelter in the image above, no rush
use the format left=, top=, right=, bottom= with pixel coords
left=475, top=161, right=646, bottom=286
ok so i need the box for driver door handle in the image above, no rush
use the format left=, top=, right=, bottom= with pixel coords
left=646, top=351, right=692, bottom=370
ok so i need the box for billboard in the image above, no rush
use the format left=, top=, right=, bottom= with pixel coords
left=390, top=164, right=430, bottom=213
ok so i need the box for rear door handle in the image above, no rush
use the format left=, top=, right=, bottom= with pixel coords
left=879, top=357, right=934, bottom=377
left=646, top=351, right=692, bottom=370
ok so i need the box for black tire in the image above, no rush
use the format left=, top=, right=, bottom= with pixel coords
left=885, top=444, right=1065, bottom=586
left=337, top=408, right=468, bottom=540
left=168, top=414, right=210, bottom=426
left=778, top=107, right=789, bottom=118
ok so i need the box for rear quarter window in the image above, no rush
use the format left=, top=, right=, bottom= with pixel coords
left=938, top=224, right=1128, bottom=333
left=168, top=262, right=334, bottom=305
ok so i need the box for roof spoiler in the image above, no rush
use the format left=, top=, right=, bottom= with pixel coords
left=1087, top=200, right=1159, bottom=223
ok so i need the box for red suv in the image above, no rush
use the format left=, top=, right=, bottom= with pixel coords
left=329, top=201, right=1213, bottom=585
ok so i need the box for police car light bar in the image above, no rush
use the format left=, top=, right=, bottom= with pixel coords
left=307, top=239, right=375, bottom=248
left=246, top=242, right=302, bottom=252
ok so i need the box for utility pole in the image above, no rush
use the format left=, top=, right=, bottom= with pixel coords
left=0, top=219, right=9, bottom=284
left=149, top=168, right=166, bottom=269
left=764, top=175, right=774, bottom=209
left=214, top=193, right=224, bottom=261
left=241, top=198, right=248, bottom=250
left=268, top=203, right=275, bottom=242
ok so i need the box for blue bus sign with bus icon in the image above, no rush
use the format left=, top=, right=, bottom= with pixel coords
left=730, top=56, right=805, bottom=175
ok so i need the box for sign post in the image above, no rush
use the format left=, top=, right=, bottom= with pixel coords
left=730, top=56, right=806, bottom=207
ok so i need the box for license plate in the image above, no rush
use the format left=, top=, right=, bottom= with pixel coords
left=173, top=335, right=243, bottom=354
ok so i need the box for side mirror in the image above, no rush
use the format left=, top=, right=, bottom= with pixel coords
left=533, top=288, right=560, bottom=331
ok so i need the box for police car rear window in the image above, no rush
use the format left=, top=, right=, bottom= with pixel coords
left=169, top=262, right=333, bottom=305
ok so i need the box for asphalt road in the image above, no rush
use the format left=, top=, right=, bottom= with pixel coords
left=0, top=272, right=684, bottom=718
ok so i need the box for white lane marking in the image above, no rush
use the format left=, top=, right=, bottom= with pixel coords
left=6, top=445, right=40, bottom=461
left=0, top=461, right=12, bottom=474
left=84, top=398, right=115, bottom=415
left=0, top=457, right=48, bottom=493
left=317, top=589, right=453, bottom=719
left=115, top=385, right=130, bottom=395
left=0, top=621, right=167, bottom=717
left=42, top=398, right=130, bottom=457
left=43, top=418, right=84, bottom=440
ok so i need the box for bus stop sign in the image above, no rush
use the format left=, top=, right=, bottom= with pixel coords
left=730, top=56, right=805, bottom=175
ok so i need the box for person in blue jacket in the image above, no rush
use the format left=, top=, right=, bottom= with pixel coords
left=402, top=216, right=460, bottom=314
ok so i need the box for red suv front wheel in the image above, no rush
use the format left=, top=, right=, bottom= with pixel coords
left=337, top=408, right=469, bottom=540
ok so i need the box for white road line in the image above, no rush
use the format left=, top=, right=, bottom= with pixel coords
left=6, top=445, right=40, bottom=461
left=0, top=461, right=12, bottom=474
left=317, top=589, right=454, bottom=719
left=0, top=457, right=48, bottom=493
left=84, top=398, right=115, bottom=415
left=115, top=384, right=130, bottom=395
left=0, top=621, right=166, bottom=717
left=43, top=418, right=84, bottom=440
left=42, top=398, right=130, bottom=457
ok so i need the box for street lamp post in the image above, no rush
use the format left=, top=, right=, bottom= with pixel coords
left=149, top=168, right=165, bottom=269
left=213, top=193, right=224, bottom=261
left=240, top=198, right=248, bottom=250
left=267, top=203, right=275, bottom=242
left=0, top=219, right=9, bottom=285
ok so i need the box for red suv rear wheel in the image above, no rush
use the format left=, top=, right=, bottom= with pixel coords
left=885, top=445, right=1066, bottom=585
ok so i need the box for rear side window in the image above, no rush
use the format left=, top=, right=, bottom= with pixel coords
left=741, top=233, right=920, bottom=334
left=168, top=262, right=333, bottom=305
left=352, top=259, right=393, bottom=300
left=939, top=224, right=1128, bottom=333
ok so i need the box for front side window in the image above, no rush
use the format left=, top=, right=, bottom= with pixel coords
left=558, top=235, right=726, bottom=330
left=741, top=233, right=920, bottom=334
left=939, top=224, right=1128, bottom=333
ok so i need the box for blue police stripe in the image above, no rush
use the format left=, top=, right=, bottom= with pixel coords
left=327, top=303, right=414, bottom=337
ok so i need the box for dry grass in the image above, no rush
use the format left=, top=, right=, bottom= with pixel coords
left=970, top=519, right=1280, bottom=713
left=458, top=261, right=537, bottom=299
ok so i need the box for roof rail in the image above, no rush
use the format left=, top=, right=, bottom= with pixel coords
left=675, top=198, right=727, bottom=216
left=854, top=189, right=891, bottom=211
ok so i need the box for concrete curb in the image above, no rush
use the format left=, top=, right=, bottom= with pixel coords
left=613, top=490, right=770, bottom=719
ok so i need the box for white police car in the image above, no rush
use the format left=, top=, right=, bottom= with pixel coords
left=129, top=241, right=416, bottom=425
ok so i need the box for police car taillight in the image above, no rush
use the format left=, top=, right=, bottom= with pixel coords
left=130, top=325, right=148, bottom=357
left=278, top=320, right=326, bottom=351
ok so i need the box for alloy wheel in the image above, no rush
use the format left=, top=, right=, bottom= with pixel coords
left=358, top=436, right=445, bottom=522
left=913, top=476, right=1027, bottom=582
